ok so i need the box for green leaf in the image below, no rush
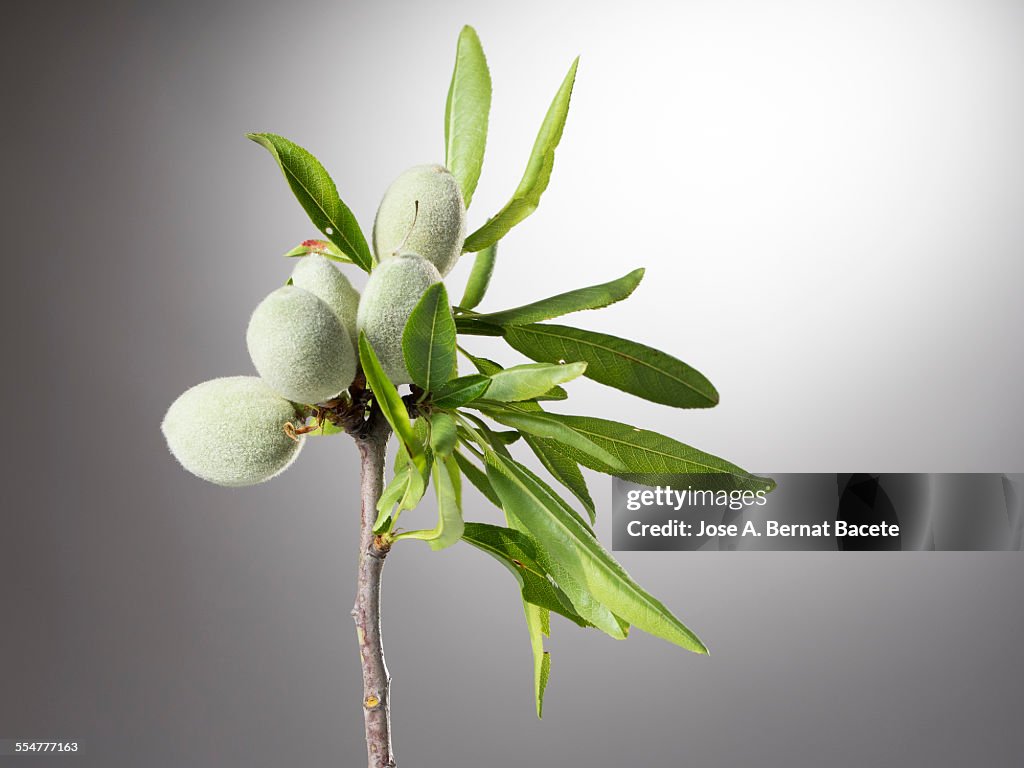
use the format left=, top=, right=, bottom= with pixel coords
left=477, top=404, right=626, bottom=472
left=459, top=241, right=497, bottom=310
left=525, top=603, right=552, bottom=718
left=463, top=57, right=580, bottom=252
left=486, top=452, right=707, bottom=653
left=459, top=347, right=504, bottom=376
left=484, top=457, right=622, bottom=638
left=470, top=269, right=644, bottom=326
left=374, top=442, right=430, bottom=533
left=398, top=464, right=428, bottom=513
left=358, top=332, right=424, bottom=463
left=454, top=450, right=502, bottom=507
left=454, top=317, right=506, bottom=336
left=503, top=453, right=596, bottom=538
left=503, top=323, right=719, bottom=409
left=457, top=413, right=514, bottom=459
left=247, top=133, right=373, bottom=271
left=466, top=406, right=581, bottom=527
left=283, top=238, right=352, bottom=264
left=428, top=412, right=458, bottom=457
left=456, top=350, right=565, bottom=401
left=476, top=395, right=595, bottom=521
left=402, top=283, right=457, bottom=392
left=394, top=456, right=464, bottom=551
left=540, top=414, right=775, bottom=492
left=431, top=374, right=491, bottom=408
left=445, top=25, right=491, bottom=208
left=533, top=384, right=568, bottom=401
left=375, top=470, right=408, bottom=532
left=489, top=429, right=522, bottom=446
left=475, top=460, right=618, bottom=638
left=461, top=522, right=568, bottom=718
left=375, top=453, right=410, bottom=530
left=484, top=362, right=586, bottom=402
left=521, top=434, right=595, bottom=524
left=463, top=425, right=520, bottom=448
left=461, top=522, right=591, bottom=628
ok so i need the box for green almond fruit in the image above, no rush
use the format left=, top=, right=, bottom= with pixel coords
left=247, top=285, right=356, bottom=404
left=356, top=252, right=442, bottom=385
left=372, top=164, right=466, bottom=276
left=162, top=376, right=304, bottom=487
left=290, top=254, right=360, bottom=349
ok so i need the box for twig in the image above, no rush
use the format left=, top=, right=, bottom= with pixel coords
left=352, top=414, right=396, bottom=767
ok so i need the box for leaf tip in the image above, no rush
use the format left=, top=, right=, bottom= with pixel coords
left=561, top=56, right=581, bottom=94
left=246, top=132, right=281, bottom=158
left=679, top=628, right=709, bottom=655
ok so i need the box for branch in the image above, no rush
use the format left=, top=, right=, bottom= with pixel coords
left=352, top=414, right=396, bottom=767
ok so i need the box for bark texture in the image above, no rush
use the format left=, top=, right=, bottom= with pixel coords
left=353, top=419, right=396, bottom=768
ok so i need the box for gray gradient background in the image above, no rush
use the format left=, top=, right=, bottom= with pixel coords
left=2, top=1, right=1023, bottom=766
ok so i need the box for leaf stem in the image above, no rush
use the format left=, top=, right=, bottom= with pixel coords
left=352, top=416, right=396, bottom=768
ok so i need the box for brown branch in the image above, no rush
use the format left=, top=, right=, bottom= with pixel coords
left=352, top=414, right=396, bottom=767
